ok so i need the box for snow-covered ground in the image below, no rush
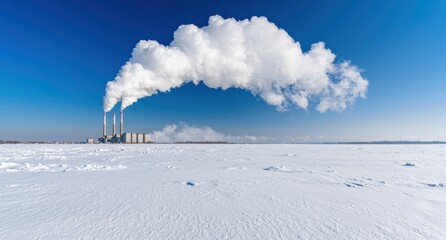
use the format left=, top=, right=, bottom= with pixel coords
left=1, top=144, right=445, bottom=239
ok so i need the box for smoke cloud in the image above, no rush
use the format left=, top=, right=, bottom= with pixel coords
left=104, top=15, right=368, bottom=112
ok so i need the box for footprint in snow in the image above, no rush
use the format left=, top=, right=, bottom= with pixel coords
left=426, top=183, right=445, bottom=188
left=186, top=182, right=196, bottom=186
left=345, top=182, right=364, bottom=188
left=402, top=162, right=415, bottom=167
left=345, top=178, right=365, bottom=188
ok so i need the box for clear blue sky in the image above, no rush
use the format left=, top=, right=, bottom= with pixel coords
left=0, top=0, right=445, bottom=142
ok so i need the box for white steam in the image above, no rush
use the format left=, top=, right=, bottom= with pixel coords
left=150, top=123, right=316, bottom=143
left=104, top=15, right=368, bottom=112
left=151, top=123, right=226, bottom=143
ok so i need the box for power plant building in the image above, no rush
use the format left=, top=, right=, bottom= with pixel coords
left=99, top=111, right=151, bottom=144
left=121, top=133, right=150, bottom=144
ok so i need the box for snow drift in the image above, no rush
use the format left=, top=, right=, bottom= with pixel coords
left=104, top=15, right=368, bottom=112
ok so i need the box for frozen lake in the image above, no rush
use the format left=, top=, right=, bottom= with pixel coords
left=1, top=144, right=445, bottom=239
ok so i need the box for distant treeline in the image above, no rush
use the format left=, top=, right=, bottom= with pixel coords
left=0, top=140, right=444, bottom=145
left=0, top=140, right=232, bottom=144
left=0, top=140, right=79, bottom=144
left=330, top=141, right=446, bottom=145
left=172, top=141, right=232, bottom=144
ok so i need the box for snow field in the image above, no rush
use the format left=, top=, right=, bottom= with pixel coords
left=1, top=144, right=445, bottom=239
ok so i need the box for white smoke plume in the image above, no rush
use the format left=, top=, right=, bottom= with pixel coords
left=104, top=15, right=368, bottom=112
left=150, top=123, right=316, bottom=143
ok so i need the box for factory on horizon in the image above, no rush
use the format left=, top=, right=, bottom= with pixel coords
left=97, top=110, right=151, bottom=144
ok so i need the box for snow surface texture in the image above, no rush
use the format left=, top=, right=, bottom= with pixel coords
left=1, top=144, right=445, bottom=239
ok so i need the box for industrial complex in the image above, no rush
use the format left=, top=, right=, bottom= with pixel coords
left=97, top=111, right=151, bottom=144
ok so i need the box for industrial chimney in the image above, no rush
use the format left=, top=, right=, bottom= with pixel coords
left=103, top=112, right=107, bottom=137
left=120, top=110, right=124, bottom=136
left=113, top=113, right=116, bottom=136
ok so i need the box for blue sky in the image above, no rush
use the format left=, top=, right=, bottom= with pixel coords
left=0, top=0, right=445, bottom=142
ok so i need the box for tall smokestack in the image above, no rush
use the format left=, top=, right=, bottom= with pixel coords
left=120, top=110, right=123, bottom=135
left=103, top=112, right=107, bottom=137
left=113, top=113, right=116, bottom=136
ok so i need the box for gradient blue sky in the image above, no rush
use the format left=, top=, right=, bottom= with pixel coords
left=0, top=0, right=445, bottom=142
